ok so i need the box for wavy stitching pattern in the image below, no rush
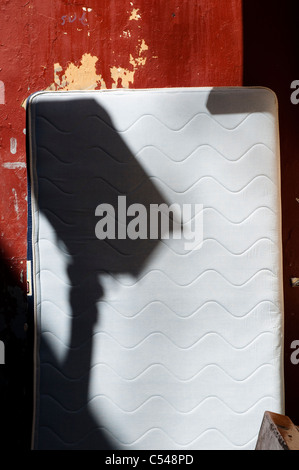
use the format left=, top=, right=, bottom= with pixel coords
left=33, top=89, right=283, bottom=450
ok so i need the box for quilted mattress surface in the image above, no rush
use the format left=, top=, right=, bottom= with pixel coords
left=27, top=87, right=284, bottom=450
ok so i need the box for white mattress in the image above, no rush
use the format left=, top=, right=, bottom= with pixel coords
left=27, top=87, right=284, bottom=450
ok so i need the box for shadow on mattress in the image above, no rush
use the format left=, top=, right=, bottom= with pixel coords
left=206, top=86, right=273, bottom=116
left=32, top=96, right=177, bottom=449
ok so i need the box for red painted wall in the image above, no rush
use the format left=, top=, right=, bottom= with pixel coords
left=4, top=0, right=299, bottom=449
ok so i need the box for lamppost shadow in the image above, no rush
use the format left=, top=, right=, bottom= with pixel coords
left=28, top=94, right=176, bottom=449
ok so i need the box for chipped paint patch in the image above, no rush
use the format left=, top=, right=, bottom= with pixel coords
left=111, top=39, right=149, bottom=88
left=0, top=81, right=5, bottom=104
left=12, top=188, right=20, bottom=220
left=130, top=39, right=148, bottom=67
left=47, top=53, right=106, bottom=91
left=10, top=138, right=17, bottom=155
left=110, top=66, right=135, bottom=88
left=46, top=35, right=148, bottom=91
left=2, top=162, right=26, bottom=169
left=129, top=8, right=141, bottom=21
left=122, top=30, right=131, bottom=38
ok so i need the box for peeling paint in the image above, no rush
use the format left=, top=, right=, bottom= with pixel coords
left=12, top=188, right=19, bottom=220
left=130, top=39, right=149, bottom=67
left=129, top=54, right=145, bottom=67
left=110, top=66, right=135, bottom=88
left=0, top=81, right=5, bottom=104
left=46, top=38, right=149, bottom=91
left=48, top=54, right=106, bottom=91
left=111, top=39, right=149, bottom=88
left=138, top=39, right=149, bottom=53
left=10, top=138, right=17, bottom=155
left=129, top=8, right=141, bottom=21
left=122, top=30, right=131, bottom=38
left=2, top=162, right=26, bottom=169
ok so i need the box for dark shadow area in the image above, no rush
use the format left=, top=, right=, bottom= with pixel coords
left=0, top=255, right=31, bottom=450
left=206, top=86, right=272, bottom=115
left=27, top=95, right=173, bottom=449
left=242, top=0, right=299, bottom=422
